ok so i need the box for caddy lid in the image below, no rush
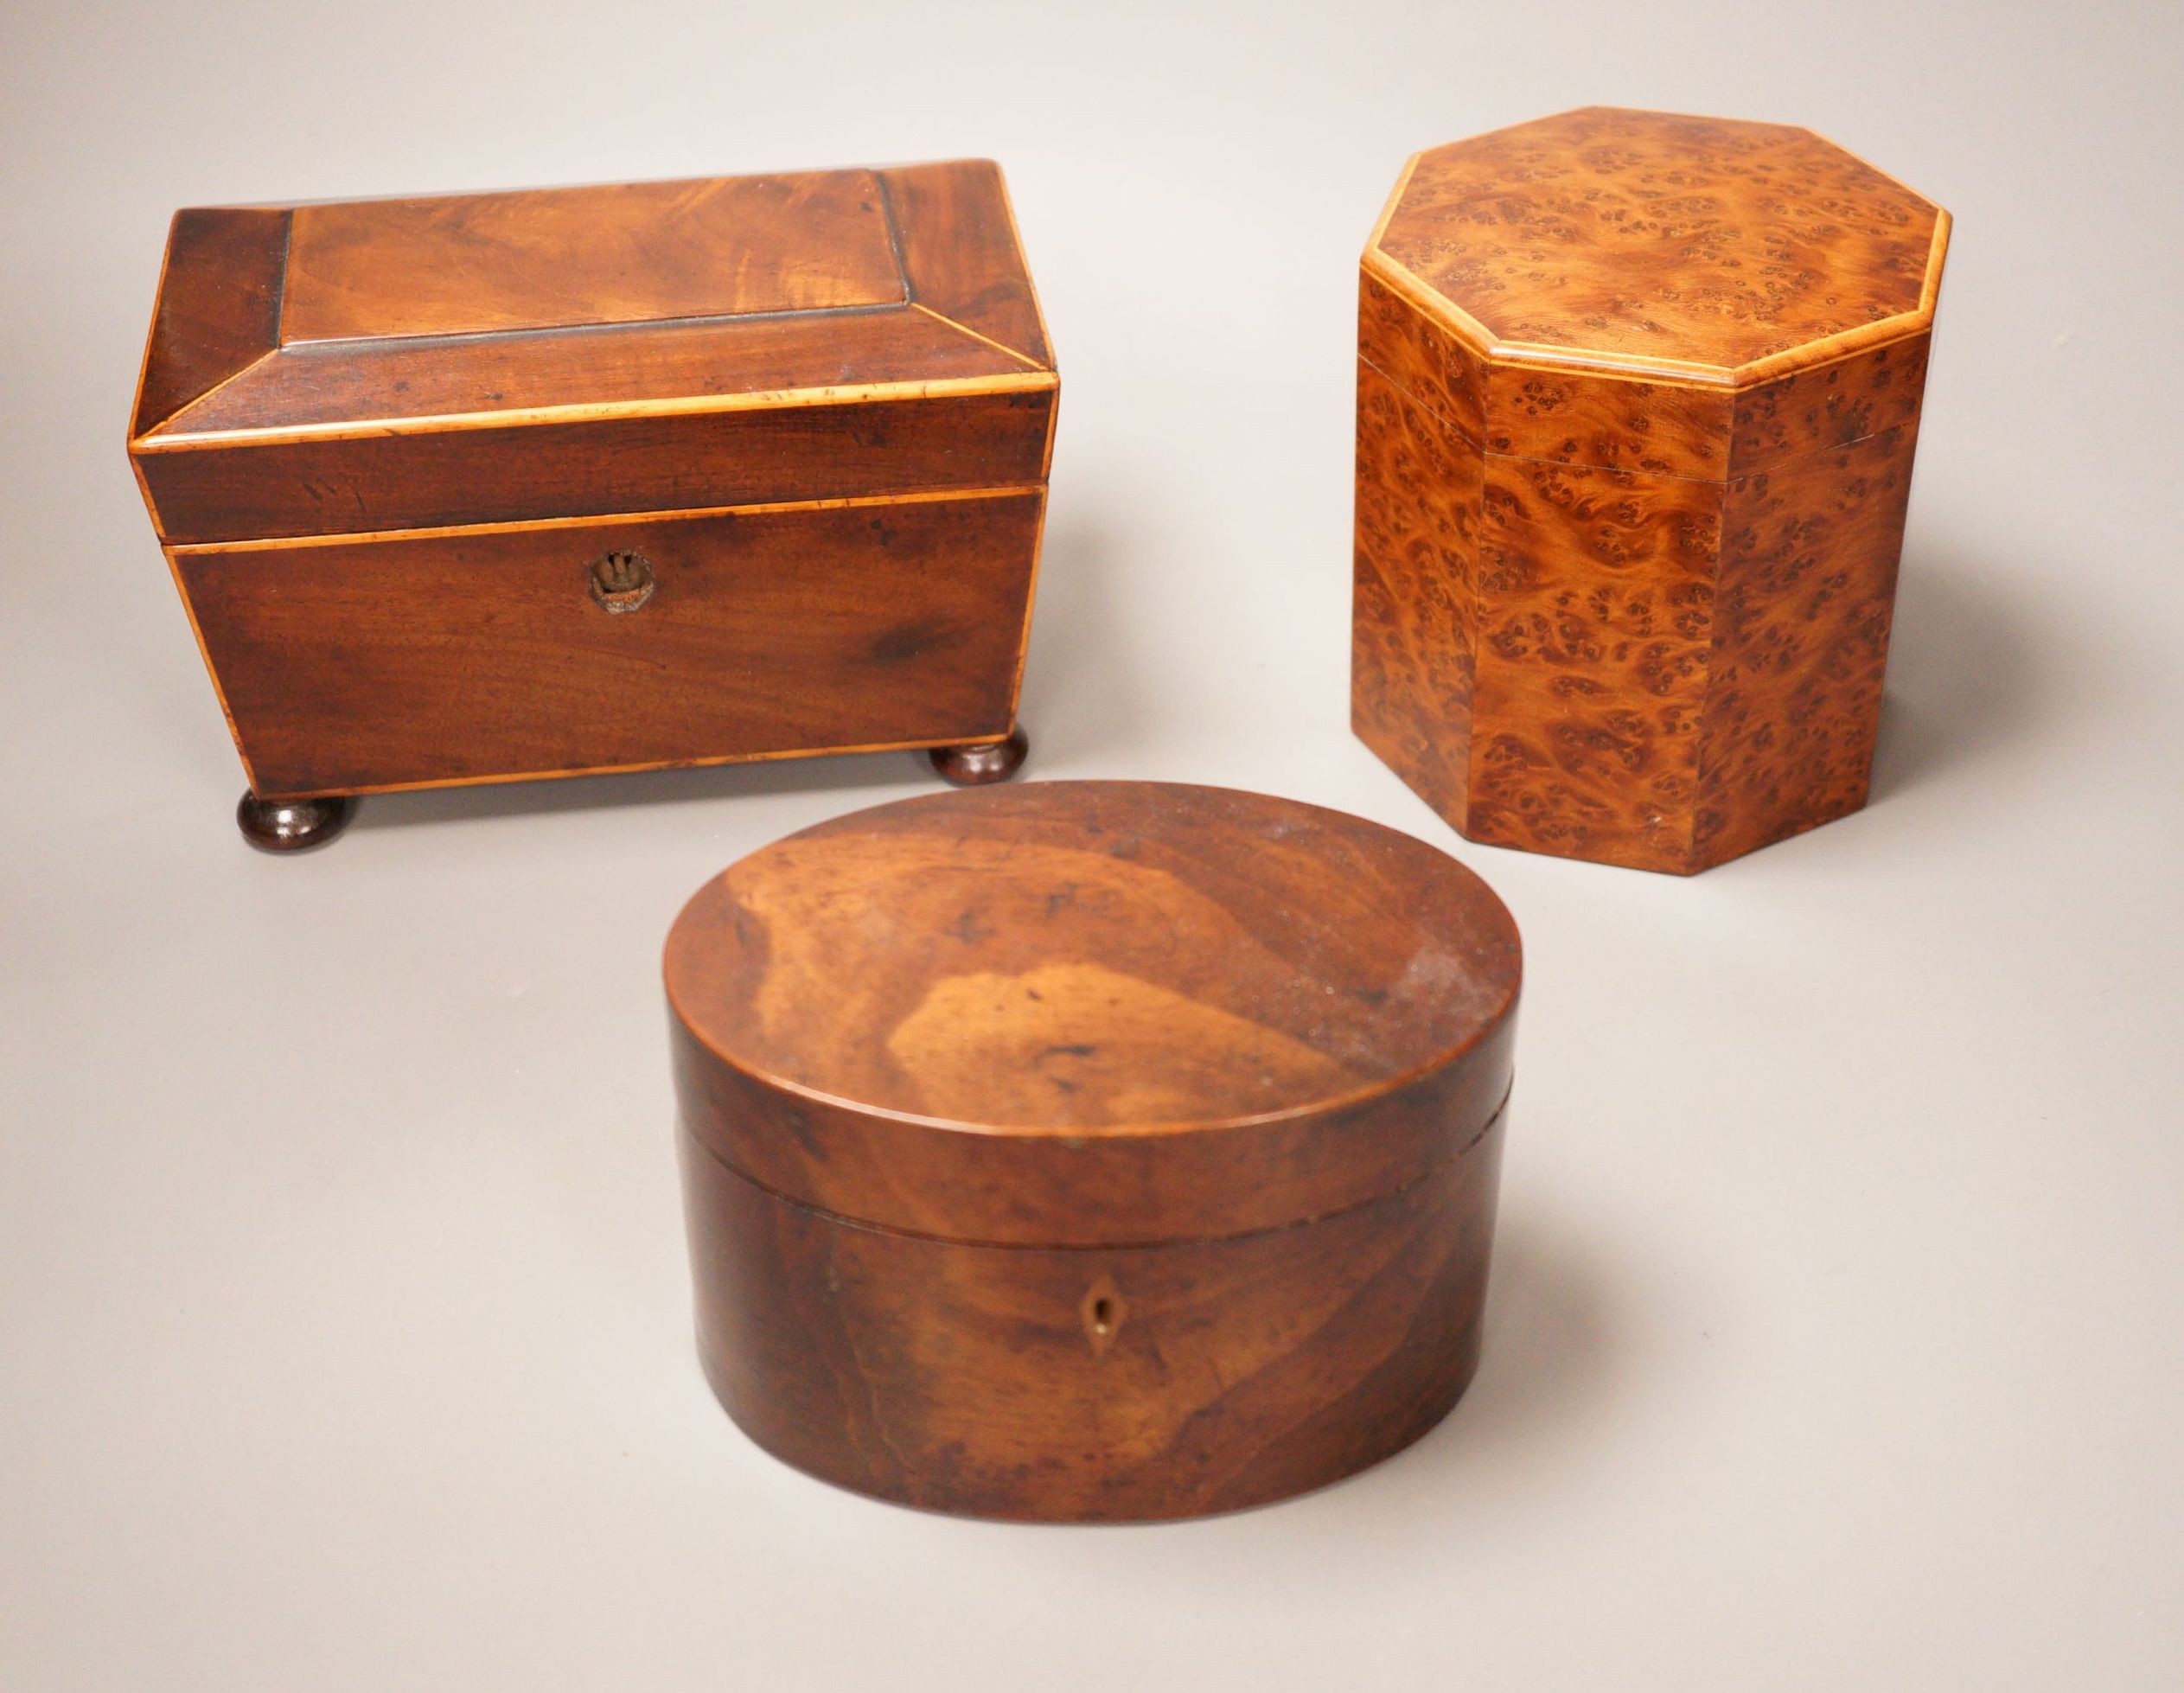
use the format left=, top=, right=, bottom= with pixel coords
left=665, top=782, right=1522, bottom=1246
left=129, top=160, right=1055, bottom=543
left=1367, top=106, right=1949, bottom=391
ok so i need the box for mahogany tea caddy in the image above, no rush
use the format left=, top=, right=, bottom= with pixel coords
left=127, top=161, right=1057, bottom=850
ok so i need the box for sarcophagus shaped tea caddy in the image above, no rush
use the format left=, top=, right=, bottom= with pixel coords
left=127, top=162, right=1057, bottom=850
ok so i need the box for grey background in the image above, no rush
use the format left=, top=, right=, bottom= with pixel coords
left=4, top=1, right=2181, bottom=1686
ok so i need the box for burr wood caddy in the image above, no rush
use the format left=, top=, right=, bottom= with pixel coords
left=126, top=162, right=1057, bottom=851
left=665, top=781, right=1522, bottom=1521
left=1353, top=108, right=1950, bottom=873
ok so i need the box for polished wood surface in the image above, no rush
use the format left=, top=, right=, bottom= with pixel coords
left=148, top=303, right=1038, bottom=440
left=670, top=784, right=1519, bottom=1138
left=1351, top=336, right=1481, bottom=830
left=681, top=1111, right=1503, bottom=1522
left=131, top=161, right=1057, bottom=545
left=142, top=387, right=1052, bottom=546
left=884, top=159, right=1051, bottom=369
left=1375, top=106, right=1946, bottom=382
left=1485, top=361, right=1732, bottom=480
left=666, top=782, right=1521, bottom=1519
left=674, top=1007, right=1513, bottom=1249
left=127, top=160, right=1056, bottom=829
left=184, top=491, right=1042, bottom=798
left=128, top=207, right=287, bottom=442
left=1466, top=454, right=1721, bottom=873
left=282, top=171, right=904, bottom=342
left=1694, top=425, right=1919, bottom=865
left=1730, top=332, right=1932, bottom=475
left=131, top=163, right=1052, bottom=452
left=1354, top=110, right=1945, bottom=873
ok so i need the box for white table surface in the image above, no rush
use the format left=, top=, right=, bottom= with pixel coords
left=3, top=1, right=2180, bottom=1686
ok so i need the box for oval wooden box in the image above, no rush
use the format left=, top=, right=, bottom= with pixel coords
left=125, top=161, right=1057, bottom=851
left=1352, top=107, right=1950, bottom=873
left=665, top=781, right=1522, bottom=1521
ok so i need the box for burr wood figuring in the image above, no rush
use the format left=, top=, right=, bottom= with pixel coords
left=665, top=781, right=1523, bottom=1521
left=1352, top=107, right=1949, bottom=873
left=127, top=162, right=1057, bottom=850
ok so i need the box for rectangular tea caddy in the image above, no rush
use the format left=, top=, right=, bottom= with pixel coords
left=126, top=162, right=1057, bottom=846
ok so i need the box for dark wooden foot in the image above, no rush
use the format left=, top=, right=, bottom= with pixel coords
left=236, top=792, right=357, bottom=853
left=928, top=727, right=1028, bottom=787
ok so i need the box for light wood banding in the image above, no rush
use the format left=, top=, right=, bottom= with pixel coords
left=1353, top=109, right=1946, bottom=872
left=126, top=160, right=1058, bottom=820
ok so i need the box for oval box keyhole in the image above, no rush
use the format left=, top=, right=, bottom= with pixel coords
left=588, top=549, right=655, bottom=614
left=1081, top=1276, right=1125, bottom=1356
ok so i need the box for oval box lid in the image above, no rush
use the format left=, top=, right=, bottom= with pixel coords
left=129, top=161, right=1057, bottom=545
left=666, top=782, right=1523, bottom=1247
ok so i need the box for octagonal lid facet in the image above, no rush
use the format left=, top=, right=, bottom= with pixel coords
left=1369, top=107, right=1949, bottom=387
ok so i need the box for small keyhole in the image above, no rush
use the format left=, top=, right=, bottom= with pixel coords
left=1082, top=1277, right=1124, bottom=1353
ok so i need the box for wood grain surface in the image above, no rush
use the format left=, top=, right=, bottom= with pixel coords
left=1353, top=110, right=1944, bottom=872
left=884, top=158, right=1050, bottom=368
left=128, top=208, right=287, bottom=441
left=142, top=387, right=1053, bottom=545
left=681, top=1112, right=1504, bottom=1521
left=1375, top=106, right=1945, bottom=380
left=1466, top=456, right=1720, bottom=873
left=666, top=782, right=1521, bottom=1518
left=1694, top=425, right=1921, bottom=865
left=1351, top=357, right=1480, bottom=827
left=1485, top=362, right=1733, bottom=481
left=1730, top=333, right=1931, bottom=476
left=180, top=491, right=1043, bottom=797
left=130, top=158, right=1058, bottom=538
left=150, top=301, right=1036, bottom=438
left=669, top=783, right=1519, bottom=1137
left=127, top=160, right=1057, bottom=815
left=281, top=171, right=904, bottom=342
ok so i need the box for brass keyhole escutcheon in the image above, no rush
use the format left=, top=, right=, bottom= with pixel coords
left=588, top=550, right=655, bottom=614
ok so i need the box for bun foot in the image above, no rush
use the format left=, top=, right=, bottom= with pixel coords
left=929, top=728, right=1028, bottom=787
left=236, top=792, right=357, bottom=853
